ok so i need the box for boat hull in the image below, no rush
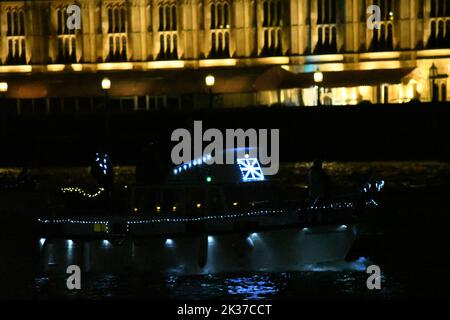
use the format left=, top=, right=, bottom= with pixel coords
left=39, top=224, right=357, bottom=274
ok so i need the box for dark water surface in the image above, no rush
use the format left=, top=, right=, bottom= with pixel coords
left=1, top=162, right=450, bottom=300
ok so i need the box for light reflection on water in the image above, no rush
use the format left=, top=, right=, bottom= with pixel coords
left=32, top=257, right=387, bottom=300
left=225, top=274, right=284, bottom=300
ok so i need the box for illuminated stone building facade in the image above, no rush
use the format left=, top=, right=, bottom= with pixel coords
left=0, top=0, right=449, bottom=113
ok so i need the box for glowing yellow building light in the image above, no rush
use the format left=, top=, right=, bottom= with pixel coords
left=0, top=82, right=8, bottom=93
left=146, top=61, right=185, bottom=69
left=257, top=57, right=290, bottom=65
left=47, top=64, right=65, bottom=72
left=200, top=59, right=237, bottom=67
left=0, top=65, right=32, bottom=73
left=71, top=64, right=83, bottom=71
left=97, top=62, right=133, bottom=71
left=359, top=86, right=370, bottom=96
left=101, top=78, right=111, bottom=90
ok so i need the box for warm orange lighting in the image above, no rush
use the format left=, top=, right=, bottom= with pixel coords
left=359, top=86, right=370, bottom=96
left=199, top=59, right=237, bottom=67
left=146, top=61, right=185, bottom=69
left=205, top=75, right=215, bottom=87
left=97, top=62, right=133, bottom=71
left=0, top=82, right=8, bottom=93
left=257, top=57, right=290, bottom=65
left=47, top=64, right=65, bottom=72
left=0, top=65, right=32, bottom=73
left=101, top=77, right=111, bottom=90
left=314, top=71, right=323, bottom=83
left=71, top=64, right=83, bottom=71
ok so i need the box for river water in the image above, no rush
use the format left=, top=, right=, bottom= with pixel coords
left=1, top=161, right=450, bottom=300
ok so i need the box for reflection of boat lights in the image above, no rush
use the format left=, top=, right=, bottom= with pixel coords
left=352, top=257, right=369, bottom=271
left=302, top=227, right=309, bottom=232
left=39, top=238, right=46, bottom=246
left=67, top=240, right=74, bottom=248
left=225, top=276, right=280, bottom=299
left=208, top=236, right=214, bottom=244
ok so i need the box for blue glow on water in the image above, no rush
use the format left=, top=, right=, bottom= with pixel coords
left=304, top=257, right=371, bottom=272
left=351, top=257, right=370, bottom=272
left=225, top=275, right=281, bottom=300
left=208, top=236, right=215, bottom=244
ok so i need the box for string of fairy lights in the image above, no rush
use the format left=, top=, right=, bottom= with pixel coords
left=37, top=198, right=379, bottom=227
left=60, top=187, right=105, bottom=198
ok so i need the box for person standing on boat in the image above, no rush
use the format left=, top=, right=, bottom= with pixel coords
left=308, top=159, right=330, bottom=205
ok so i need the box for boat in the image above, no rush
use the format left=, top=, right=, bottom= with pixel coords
left=37, top=149, right=382, bottom=274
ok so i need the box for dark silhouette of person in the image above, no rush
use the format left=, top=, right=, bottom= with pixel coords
left=17, top=167, right=29, bottom=184
left=136, top=137, right=171, bottom=185
left=308, top=159, right=330, bottom=205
